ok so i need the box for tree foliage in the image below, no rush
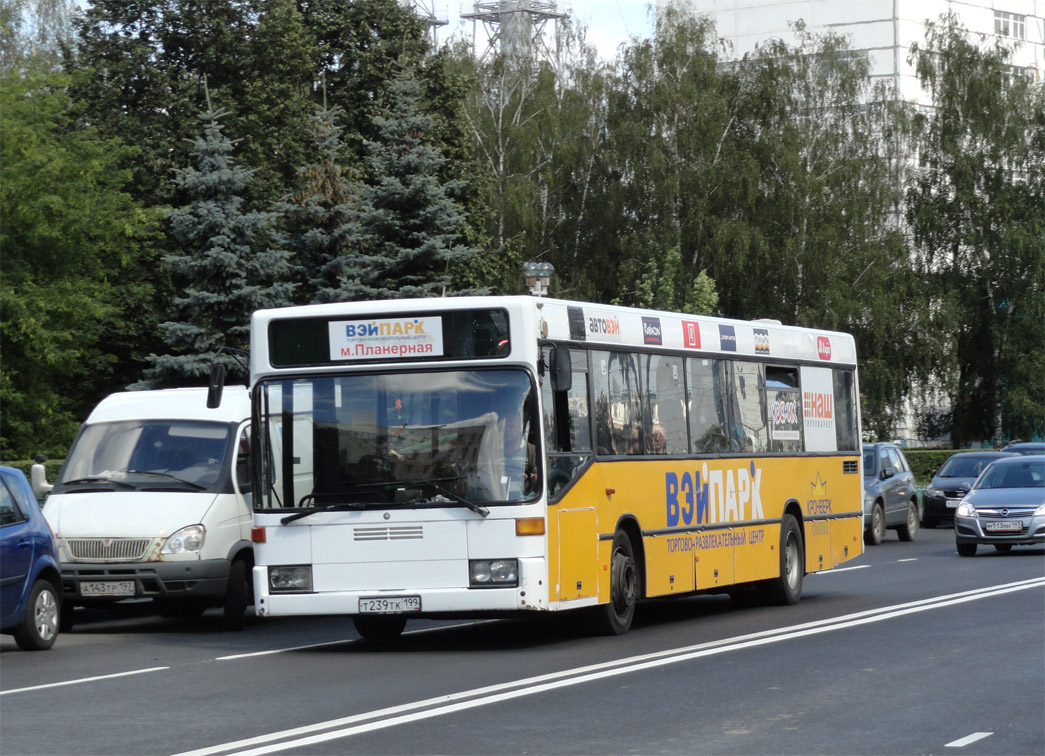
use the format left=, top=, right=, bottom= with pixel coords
left=906, top=14, right=1045, bottom=446
left=138, top=105, right=294, bottom=387
left=0, top=61, right=162, bottom=458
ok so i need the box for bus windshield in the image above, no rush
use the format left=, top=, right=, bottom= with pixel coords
left=256, top=369, right=539, bottom=511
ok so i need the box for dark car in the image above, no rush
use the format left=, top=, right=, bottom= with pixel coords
left=1002, top=442, right=1045, bottom=456
left=954, top=456, right=1045, bottom=556
left=861, top=443, right=919, bottom=545
left=922, top=451, right=1017, bottom=529
left=1, top=466, right=62, bottom=650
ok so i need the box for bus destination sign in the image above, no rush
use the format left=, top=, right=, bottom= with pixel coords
left=328, top=316, right=444, bottom=361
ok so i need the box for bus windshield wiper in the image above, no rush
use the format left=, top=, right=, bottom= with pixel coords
left=396, top=478, right=489, bottom=518
left=280, top=492, right=381, bottom=524
left=127, top=470, right=206, bottom=490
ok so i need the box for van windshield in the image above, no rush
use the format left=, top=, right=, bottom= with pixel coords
left=54, top=420, right=234, bottom=492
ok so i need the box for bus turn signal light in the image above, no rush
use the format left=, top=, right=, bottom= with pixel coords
left=251, top=526, right=267, bottom=543
left=515, top=517, right=545, bottom=536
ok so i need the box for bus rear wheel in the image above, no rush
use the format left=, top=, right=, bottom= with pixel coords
left=761, top=514, right=803, bottom=606
left=590, top=531, right=637, bottom=636
left=354, top=615, right=407, bottom=640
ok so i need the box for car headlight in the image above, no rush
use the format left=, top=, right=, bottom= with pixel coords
left=955, top=501, right=977, bottom=518
left=269, top=565, right=313, bottom=592
left=1034, top=502, right=1045, bottom=516
left=469, top=559, right=518, bottom=587
left=161, top=524, right=205, bottom=554
left=924, top=487, right=941, bottom=498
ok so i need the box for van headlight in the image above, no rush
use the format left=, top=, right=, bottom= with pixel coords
left=470, top=559, right=518, bottom=587
left=269, top=565, right=313, bottom=592
left=161, top=525, right=205, bottom=554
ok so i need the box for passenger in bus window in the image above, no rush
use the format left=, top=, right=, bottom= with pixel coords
left=650, top=424, right=667, bottom=454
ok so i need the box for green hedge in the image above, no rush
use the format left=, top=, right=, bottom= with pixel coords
left=0, top=458, right=64, bottom=484
left=904, top=449, right=970, bottom=485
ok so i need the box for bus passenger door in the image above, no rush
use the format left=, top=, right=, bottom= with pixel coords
left=557, top=507, right=598, bottom=600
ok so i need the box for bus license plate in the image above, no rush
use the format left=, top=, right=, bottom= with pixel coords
left=985, top=520, right=1022, bottom=532
left=81, top=580, right=135, bottom=597
left=358, top=596, right=421, bottom=614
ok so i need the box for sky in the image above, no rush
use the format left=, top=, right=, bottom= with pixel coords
left=431, top=1, right=656, bottom=60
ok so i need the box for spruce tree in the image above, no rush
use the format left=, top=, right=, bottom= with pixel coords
left=313, top=62, right=484, bottom=302
left=277, top=102, right=356, bottom=304
left=138, top=103, right=294, bottom=387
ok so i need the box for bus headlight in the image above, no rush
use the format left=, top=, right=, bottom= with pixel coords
left=469, top=559, right=518, bottom=587
left=269, top=565, right=313, bottom=592
left=161, top=525, right=205, bottom=554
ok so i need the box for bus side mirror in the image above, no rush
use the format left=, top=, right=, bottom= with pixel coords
left=207, top=364, right=226, bottom=409
left=550, top=347, right=572, bottom=392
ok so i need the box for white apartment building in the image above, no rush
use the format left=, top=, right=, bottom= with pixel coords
left=661, top=1, right=1044, bottom=103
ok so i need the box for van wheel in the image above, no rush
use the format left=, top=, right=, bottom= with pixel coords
left=590, top=531, right=638, bottom=635
left=59, top=601, right=75, bottom=632
left=762, top=515, right=803, bottom=606
left=14, top=579, right=60, bottom=650
left=221, top=558, right=251, bottom=631
left=353, top=615, right=407, bottom=640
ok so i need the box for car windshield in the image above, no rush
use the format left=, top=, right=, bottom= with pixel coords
left=938, top=455, right=1001, bottom=478
left=973, top=460, right=1045, bottom=490
left=256, top=368, right=540, bottom=511
left=55, top=420, right=233, bottom=492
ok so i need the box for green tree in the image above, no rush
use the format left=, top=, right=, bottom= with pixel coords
left=138, top=105, right=294, bottom=387
left=313, top=63, right=482, bottom=301
left=907, top=15, right=1045, bottom=445
left=0, top=62, right=162, bottom=458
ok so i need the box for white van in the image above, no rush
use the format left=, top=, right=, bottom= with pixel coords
left=43, top=387, right=254, bottom=630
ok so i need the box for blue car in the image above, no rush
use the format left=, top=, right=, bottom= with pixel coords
left=1, top=465, right=62, bottom=649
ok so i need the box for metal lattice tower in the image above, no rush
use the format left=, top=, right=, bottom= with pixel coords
left=400, top=1, right=449, bottom=46
left=461, top=1, right=569, bottom=65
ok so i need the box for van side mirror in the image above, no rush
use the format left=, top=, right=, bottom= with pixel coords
left=207, top=364, right=226, bottom=409
left=550, top=346, right=572, bottom=392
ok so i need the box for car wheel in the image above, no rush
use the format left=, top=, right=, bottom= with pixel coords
left=590, top=530, right=638, bottom=635
left=993, top=544, right=1013, bottom=553
left=864, top=503, right=885, bottom=546
left=353, top=615, right=407, bottom=640
left=897, top=501, right=918, bottom=542
left=13, top=579, right=60, bottom=651
left=221, top=558, right=252, bottom=631
left=760, top=514, right=804, bottom=606
left=956, top=542, right=977, bottom=557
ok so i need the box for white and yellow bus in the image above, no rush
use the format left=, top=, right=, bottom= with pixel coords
left=242, top=296, right=863, bottom=637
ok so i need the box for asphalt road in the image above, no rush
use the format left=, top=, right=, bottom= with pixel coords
left=2, top=526, right=1042, bottom=756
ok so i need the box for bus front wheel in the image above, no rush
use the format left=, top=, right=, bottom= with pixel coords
left=591, top=531, right=638, bottom=636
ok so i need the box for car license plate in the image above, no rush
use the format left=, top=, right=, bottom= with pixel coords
left=81, top=580, right=135, bottom=597
left=985, top=520, right=1022, bottom=532
left=358, top=596, right=421, bottom=614
left=945, top=498, right=962, bottom=509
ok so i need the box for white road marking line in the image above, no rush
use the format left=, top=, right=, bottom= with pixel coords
left=817, top=564, right=870, bottom=573
left=0, top=667, right=169, bottom=696
left=175, top=577, right=1045, bottom=756
left=946, top=732, right=993, bottom=747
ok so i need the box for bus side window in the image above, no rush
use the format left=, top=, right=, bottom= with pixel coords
left=833, top=369, right=859, bottom=451
left=688, top=358, right=731, bottom=453
left=542, top=346, right=592, bottom=498
left=646, top=354, right=686, bottom=454
left=731, top=361, right=768, bottom=452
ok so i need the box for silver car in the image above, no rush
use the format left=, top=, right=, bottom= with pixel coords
left=954, top=456, right=1045, bottom=556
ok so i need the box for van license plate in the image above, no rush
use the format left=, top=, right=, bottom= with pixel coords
left=81, top=580, right=135, bottom=597
left=358, top=596, right=421, bottom=614
left=985, top=521, right=1022, bottom=532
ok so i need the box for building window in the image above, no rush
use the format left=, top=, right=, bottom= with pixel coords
left=994, top=11, right=1026, bottom=40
